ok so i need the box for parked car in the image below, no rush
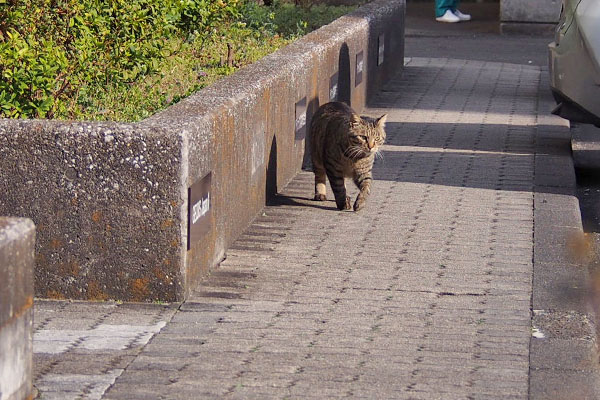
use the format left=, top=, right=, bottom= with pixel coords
left=548, top=0, right=600, bottom=126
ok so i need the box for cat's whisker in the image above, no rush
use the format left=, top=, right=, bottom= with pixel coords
left=347, top=146, right=363, bottom=160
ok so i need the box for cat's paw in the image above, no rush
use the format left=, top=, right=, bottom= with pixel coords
left=345, top=196, right=352, bottom=210
left=353, top=196, right=366, bottom=212
left=337, top=196, right=352, bottom=211
left=313, top=193, right=327, bottom=201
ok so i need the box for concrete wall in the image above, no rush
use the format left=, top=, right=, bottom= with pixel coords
left=0, top=218, right=35, bottom=400
left=500, top=0, right=561, bottom=34
left=0, top=0, right=405, bottom=302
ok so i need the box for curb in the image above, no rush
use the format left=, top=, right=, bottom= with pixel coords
left=529, top=70, right=600, bottom=399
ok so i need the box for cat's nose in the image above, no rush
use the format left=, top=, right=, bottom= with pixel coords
left=368, top=139, right=375, bottom=149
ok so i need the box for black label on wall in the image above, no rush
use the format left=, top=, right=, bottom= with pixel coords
left=188, top=172, right=212, bottom=250
left=378, top=34, right=385, bottom=66
left=355, top=51, right=364, bottom=87
left=329, top=71, right=339, bottom=101
left=295, top=97, right=307, bottom=141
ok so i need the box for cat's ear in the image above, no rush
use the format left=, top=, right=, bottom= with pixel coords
left=350, top=114, right=362, bottom=127
left=376, top=114, right=388, bottom=129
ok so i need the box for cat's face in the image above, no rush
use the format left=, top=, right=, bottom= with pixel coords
left=346, top=114, right=387, bottom=159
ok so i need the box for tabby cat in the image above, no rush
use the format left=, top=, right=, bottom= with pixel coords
left=309, top=101, right=387, bottom=211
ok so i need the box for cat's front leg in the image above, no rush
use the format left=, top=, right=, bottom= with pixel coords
left=353, top=172, right=372, bottom=211
left=313, top=167, right=328, bottom=201
left=326, top=170, right=351, bottom=210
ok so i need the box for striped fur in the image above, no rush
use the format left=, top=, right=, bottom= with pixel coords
left=309, top=102, right=387, bottom=211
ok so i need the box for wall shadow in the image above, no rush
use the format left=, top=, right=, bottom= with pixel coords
left=370, top=120, right=572, bottom=196
left=265, top=135, right=278, bottom=205
left=368, top=64, right=542, bottom=114
left=384, top=121, right=540, bottom=154
left=338, top=43, right=351, bottom=106
left=268, top=194, right=338, bottom=211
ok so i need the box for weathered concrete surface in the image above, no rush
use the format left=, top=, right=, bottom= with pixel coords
left=0, top=217, right=35, bottom=400
left=572, top=124, right=600, bottom=170
left=0, top=0, right=405, bottom=302
left=501, top=0, right=561, bottom=23
left=0, top=122, right=185, bottom=302
left=500, top=0, right=561, bottom=34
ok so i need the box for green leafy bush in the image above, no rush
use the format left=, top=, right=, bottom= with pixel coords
left=0, top=0, right=243, bottom=118
left=0, top=31, right=68, bottom=118
left=241, top=0, right=356, bottom=38
left=0, top=0, right=355, bottom=121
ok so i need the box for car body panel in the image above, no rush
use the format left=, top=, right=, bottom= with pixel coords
left=549, top=0, right=600, bottom=125
left=577, top=0, right=600, bottom=74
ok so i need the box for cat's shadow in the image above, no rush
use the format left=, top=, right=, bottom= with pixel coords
left=267, top=194, right=338, bottom=211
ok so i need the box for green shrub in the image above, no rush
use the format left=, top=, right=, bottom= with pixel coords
left=241, top=0, right=356, bottom=38
left=0, top=0, right=356, bottom=121
left=0, top=0, right=244, bottom=119
left=0, top=31, right=68, bottom=118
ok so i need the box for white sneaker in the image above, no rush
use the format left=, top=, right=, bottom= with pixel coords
left=453, top=9, right=471, bottom=21
left=436, top=9, right=460, bottom=23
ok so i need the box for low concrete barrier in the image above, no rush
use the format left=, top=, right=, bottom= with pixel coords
left=0, top=218, right=35, bottom=400
left=500, top=0, right=561, bottom=34
left=0, top=0, right=405, bottom=302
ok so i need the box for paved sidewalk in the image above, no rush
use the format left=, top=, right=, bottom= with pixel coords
left=32, top=11, right=600, bottom=400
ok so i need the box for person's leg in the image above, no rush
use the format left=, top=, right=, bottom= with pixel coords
left=435, top=0, right=456, bottom=17
left=450, top=0, right=458, bottom=13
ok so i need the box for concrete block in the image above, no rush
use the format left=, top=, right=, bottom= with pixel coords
left=0, top=217, right=35, bottom=400
left=0, top=0, right=406, bottom=301
left=530, top=338, right=599, bottom=370
left=572, top=124, right=600, bottom=170
left=0, top=121, right=186, bottom=301
left=530, top=368, right=600, bottom=399
left=500, top=0, right=561, bottom=34
left=532, top=262, right=590, bottom=312
left=500, top=0, right=561, bottom=24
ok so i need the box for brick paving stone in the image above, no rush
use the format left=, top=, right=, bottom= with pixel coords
left=33, top=301, right=178, bottom=399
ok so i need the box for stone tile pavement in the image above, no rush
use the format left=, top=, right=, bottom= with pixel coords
left=32, top=57, right=600, bottom=399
